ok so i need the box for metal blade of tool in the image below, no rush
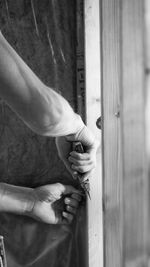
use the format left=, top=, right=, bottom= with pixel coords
left=72, top=142, right=91, bottom=199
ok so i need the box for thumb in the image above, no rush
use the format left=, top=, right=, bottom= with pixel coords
left=61, top=184, right=81, bottom=195
left=66, top=126, right=97, bottom=150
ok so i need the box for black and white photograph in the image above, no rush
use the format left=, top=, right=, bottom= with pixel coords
left=0, top=1, right=149, bottom=267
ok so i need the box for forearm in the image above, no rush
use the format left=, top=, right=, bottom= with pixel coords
left=0, top=183, right=34, bottom=214
left=0, top=32, right=84, bottom=136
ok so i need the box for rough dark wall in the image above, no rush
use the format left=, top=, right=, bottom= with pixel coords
left=0, top=1, right=86, bottom=267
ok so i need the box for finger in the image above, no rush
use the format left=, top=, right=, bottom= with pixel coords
left=70, top=151, right=90, bottom=160
left=71, top=163, right=95, bottom=173
left=68, top=156, right=92, bottom=166
left=60, top=158, right=80, bottom=180
left=71, top=193, right=82, bottom=202
left=61, top=184, right=83, bottom=195
left=64, top=197, right=79, bottom=208
left=66, top=205, right=76, bottom=214
left=62, top=211, right=73, bottom=223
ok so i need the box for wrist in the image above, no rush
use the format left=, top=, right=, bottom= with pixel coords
left=0, top=183, right=35, bottom=215
left=63, top=114, right=85, bottom=137
left=72, top=114, right=85, bottom=135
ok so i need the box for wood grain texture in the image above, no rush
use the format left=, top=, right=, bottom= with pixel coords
left=101, top=1, right=123, bottom=267
left=84, top=0, right=103, bottom=267
left=102, top=1, right=149, bottom=266
left=122, top=0, right=149, bottom=266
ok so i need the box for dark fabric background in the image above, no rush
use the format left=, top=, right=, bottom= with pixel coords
left=0, top=1, right=86, bottom=266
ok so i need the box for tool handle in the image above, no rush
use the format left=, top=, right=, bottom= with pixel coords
left=72, top=142, right=91, bottom=199
left=72, top=141, right=84, bottom=154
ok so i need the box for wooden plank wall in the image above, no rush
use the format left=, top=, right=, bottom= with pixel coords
left=84, top=1, right=103, bottom=267
left=102, top=0, right=149, bottom=267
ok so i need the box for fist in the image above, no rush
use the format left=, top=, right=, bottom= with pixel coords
left=27, top=183, right=82, bottom=224
left=56, top=125, right=99, bottom=181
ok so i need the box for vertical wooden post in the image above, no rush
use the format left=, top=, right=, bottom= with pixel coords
left=84, top=1, right=103, bottom=267
left=102, top=0, right=149, bottom=266
left=101, top=1, right=123, bottom=267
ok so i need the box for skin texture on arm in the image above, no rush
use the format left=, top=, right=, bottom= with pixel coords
left=0, top=182, right=34, bottom=214
left=0, top=32, right=84, bottom=136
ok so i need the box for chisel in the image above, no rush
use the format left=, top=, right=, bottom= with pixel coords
left=72, top=141, right=91, bottom=199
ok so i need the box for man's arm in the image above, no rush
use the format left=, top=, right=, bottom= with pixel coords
left=0, top=32, right=98, bottom=180
left=0, top=32, right=84, bottom=136
left=0, top=182, right=82, bottom=224
left=0, top=183, right=34, bottom=214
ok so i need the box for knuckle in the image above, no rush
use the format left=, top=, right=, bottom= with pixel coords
left=56, top=182, right=64, bottom=191
left=65, top=198, right=70, bottom=204
left=72, top=193, right=81, bottom=201
left=76, top=153, right=81, bottom=160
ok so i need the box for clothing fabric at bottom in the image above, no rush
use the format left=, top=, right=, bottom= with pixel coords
left=0, top=204, right=86, bottom=267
